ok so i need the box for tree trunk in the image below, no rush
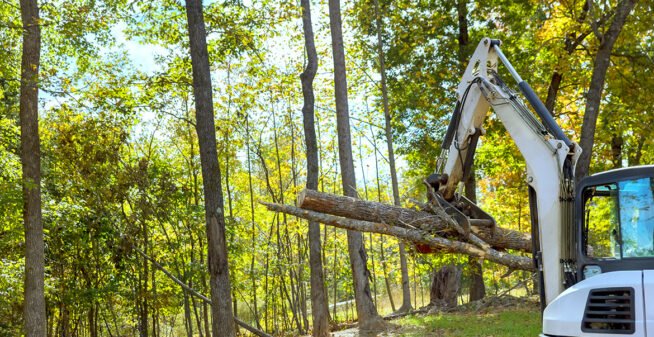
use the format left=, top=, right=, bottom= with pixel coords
left=191, top=292, right=204, bottom=337
left=611, top=134, right=623, bottom=169
left=19, top=0, right=46, bottom=335
left=328, top=0, right=384, bottom=330
left=262, top=202, right=535, bottom=271
left=575, top=0, right=637, bottom=180
left=429, top=265, right=462, bottom=309
left=456, top=0, right=485, bottom=304
left=379, top=237, right=396, bottom=312
left=299, top=1, right=331, bottom=335
left=628, top=137, right=645, bottom=166
left=467, top=257, right=485, bottom=301
left=456, top=0, right=469, bottom=65
left=464, top=172, right=485, bottom=300
left=183, top=292, right=193, bottom=337
left=245, top=111, right=261, bottom=330
left=544, top=72, right=563, bottom=114
left=373, top=0, right=412, bottom=314
left=297, top=189, right=531, bottom=252
left=88, top=303, right=97, bottom=337
left=184, top=0, right=236, bottom=335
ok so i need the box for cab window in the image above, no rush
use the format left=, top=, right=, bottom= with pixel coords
left=583, top=177, right=654, bottom=259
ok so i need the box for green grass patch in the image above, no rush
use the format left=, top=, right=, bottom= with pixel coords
left=392, top=307, right=541, bottom=337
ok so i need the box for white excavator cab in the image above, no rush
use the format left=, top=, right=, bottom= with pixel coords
left=542, top=166, right=654, bottom=337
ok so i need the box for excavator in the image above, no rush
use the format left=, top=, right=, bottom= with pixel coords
left=428, top=37, right=654, bottom=337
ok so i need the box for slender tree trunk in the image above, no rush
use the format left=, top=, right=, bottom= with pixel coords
left=456, top=0, right=469, bottom=65
left=370, top=133, right=393, bottom=313
left=611, top=134, right=624, bottom=169
left=545, top=72, right=563, bottom=114
left=183, top=292, right=193, bottom=337
left=224, top=62, right=238, bottom=337
left=373, top=0, right=412, bottom=313
left=244, top=113, right=261, bottom=329
left=575, top=0, right=637, bottom=180
left=360, top=131, right=378, bottom=308
left=19, top=0, right=45, bottom=335
left=328, top=0, right=384, bottom=330
left=464, top=169, right=485, bottom=300
left=467, top=256, right=485, bottom=301
left=332, top=227, right=338, bottom=322
left=628, top=138, right=645, bottom=166
left=379, top=238, right=396, bottom=312
left=139, top=200, right=150, bottom=337
left=263, top=224, right=274, bottom=331
left=184, top=0, right=236, bottom=335
left=191, top=292, right=204, bottom=337
left=88, top=303, right=97, bottom=337
left=455, top=0, right=485, bottom=302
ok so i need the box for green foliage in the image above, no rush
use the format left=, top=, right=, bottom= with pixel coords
left=2, top=0, right=653, bottom=334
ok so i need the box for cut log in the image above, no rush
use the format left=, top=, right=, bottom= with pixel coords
left=261, top=202, right=534, bottom=271
left=298, top=189, right=531, bottom=252
left=429, top=265, right=462, bottom=309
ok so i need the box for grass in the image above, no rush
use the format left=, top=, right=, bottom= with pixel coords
left=388, top=306, right=542, bottom=337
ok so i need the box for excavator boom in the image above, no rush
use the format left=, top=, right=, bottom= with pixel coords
left=432, top=38, right=581, bottom=305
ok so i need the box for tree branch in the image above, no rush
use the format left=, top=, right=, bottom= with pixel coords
left=261, top=201, right=534, bottom=271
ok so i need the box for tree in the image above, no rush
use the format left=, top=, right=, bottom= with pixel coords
left=456, top=0, right=484, bottom=301
left=372, top=0, right=412, bottom=313
left=19, top=0, right=45, bottom=335
left=184, top=0, right=236, bottom=335
left=576, top=0, right=637, bottom=180
left=299, top=0, right=330, bottom=335
left=327, top=0, right=384, bottom=330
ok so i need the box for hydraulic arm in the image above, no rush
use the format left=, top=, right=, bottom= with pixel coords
left=431, top=38, right=581, bottom=305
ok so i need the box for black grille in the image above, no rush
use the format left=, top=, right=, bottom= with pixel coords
left=582, top=287, right=635, bottom=334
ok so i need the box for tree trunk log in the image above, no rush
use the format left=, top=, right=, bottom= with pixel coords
left=262, top=202, right=534, bottom=271
left=429, top=265, right=462, bottom=309
left=298, top=189, right=531, bottom=252
left=468, top=257, right=486, bottom=301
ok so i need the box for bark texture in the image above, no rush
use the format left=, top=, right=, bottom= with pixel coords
left=328, top=0, right=383, bottom=330
left=575, top=0, right=637, bottom=180
left=184, top=0, right=236, bottom=335
left=261, top=202, right=534, bottom=271
left=429, top=265, right=462, bottom=309
left=373, top=0, right=412, bottom=314
left=467, top=257, right=486, bottom=301
left=299, top=0, right=330, bottom=335
left=465, top=174, right=485, bottom=301
left=298, top=189, right=531, bottom=252
left=19, top=0, right=46, bottom=335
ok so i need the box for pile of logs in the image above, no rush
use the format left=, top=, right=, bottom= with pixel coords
left=262, top=189, right=534, bottom=271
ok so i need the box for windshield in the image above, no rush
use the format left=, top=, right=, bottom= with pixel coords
left=584, top=177, right=654, bottom=259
